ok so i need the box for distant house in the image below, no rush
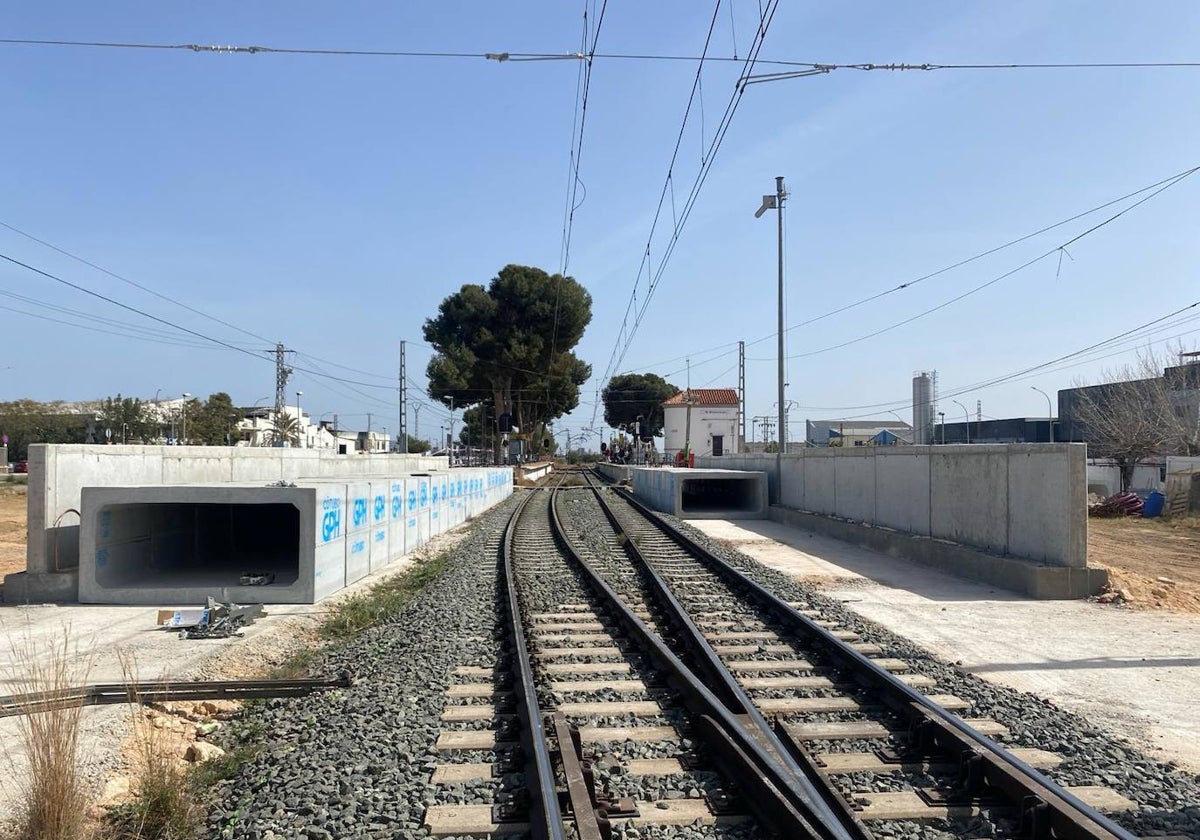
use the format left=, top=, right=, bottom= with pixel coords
left=662, top=388, right=740, bottom=458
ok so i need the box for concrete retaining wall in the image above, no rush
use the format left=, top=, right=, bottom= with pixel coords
left=697, top=444, right=1087, bottom=567
left=594, top=463, right=631, bottom=483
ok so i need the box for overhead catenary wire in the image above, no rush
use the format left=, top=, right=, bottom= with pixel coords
left=4, top=37, right=1199, bottom=73
left=594, top=0, right=780, bottom=426
left=789, top=299, right=1200, bottom=419
left=0, top=250, right=406, bottom=394
left=768, top=164, right=1198, bottom=363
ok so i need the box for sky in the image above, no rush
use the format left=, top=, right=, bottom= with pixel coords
left=1, top=2, right=1198, bottom=448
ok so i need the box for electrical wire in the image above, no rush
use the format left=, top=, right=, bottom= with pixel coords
left=793, top=300, right=1200, bottom=419
left=594, top=0, right=779, bottom=426
left=4, top=37, right=1198, bottom=73
left=772, top=164, right=1198, bottom=362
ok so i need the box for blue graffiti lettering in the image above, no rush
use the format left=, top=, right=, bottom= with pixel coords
left=321, top=510, right=341, bottom=542
left=420, top=484, right=428, bottom=506
left=391, top=494, right=402, bottom=518
left=96, top=547, right=109, bottom=567
left=408, top=490, right=417, bottom=511
left=375, top=530, right=385, bottom=543
left=351, top=539, right=365, bottom=554
left=353, top=498, right=368, bottom=527
left=374, top=495, right=386, bottom=521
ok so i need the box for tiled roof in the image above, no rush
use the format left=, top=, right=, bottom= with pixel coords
left=662, top=388, right=740, bottom=407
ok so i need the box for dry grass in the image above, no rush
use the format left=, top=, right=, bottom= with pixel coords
left=102, top=654, right=197, bottom=840
left=6, top=629, right=93, bottom=840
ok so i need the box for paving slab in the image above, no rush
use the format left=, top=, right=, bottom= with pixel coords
left=688, top=518, right=1200, bottom=772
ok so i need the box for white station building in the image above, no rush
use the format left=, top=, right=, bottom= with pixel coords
left=662, top=388, right=741, bottom=460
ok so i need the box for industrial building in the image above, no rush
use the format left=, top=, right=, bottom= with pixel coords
left=662, top=388, right=740, bottom=459
left=1057, top=358, right=1200, bottom=444
left=805, top=419, right=912, bottom=447
left=934, top=417, right=1055, bottom=445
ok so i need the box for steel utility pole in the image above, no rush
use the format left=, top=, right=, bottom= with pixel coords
left=413, top=404, right=421, bottom=446
left=274, top=343, right=292, bottom=423
left=738, top=340, right=746, bottom=451
left=774, top=176, right=786, bottom=463
left=755, top=176, right=787, bottom=481
left=399, top=340, right=407, bottom=453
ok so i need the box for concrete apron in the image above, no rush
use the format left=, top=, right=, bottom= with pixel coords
left=768, top=505, right=1107, bottom=599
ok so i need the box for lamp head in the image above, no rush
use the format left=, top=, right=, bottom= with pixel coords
left=754, top=194, right=777, bottom=218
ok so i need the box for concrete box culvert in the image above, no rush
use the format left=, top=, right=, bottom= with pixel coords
left=80, top=485, right=316, bottom=605
left=680, top=477, right=763, bottom=516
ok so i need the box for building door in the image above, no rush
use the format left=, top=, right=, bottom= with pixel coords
left=712, top=435, right=724, bottom=457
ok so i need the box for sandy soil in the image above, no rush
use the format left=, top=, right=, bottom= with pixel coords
left=0, top=488, right=26, bottom=583
left=1088, top=515, right=1200, bottom=614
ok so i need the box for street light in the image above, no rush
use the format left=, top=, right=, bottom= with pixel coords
left=1032, top=386, right=1055, bottom=443
left=755, top=176, right=787, bottom=470
left=181, top=393, right=191, bottom=444
left=951, top=399, right=970, bottom=444
left=442, top=396, right=455, bottom=466
left=937, top=411, right=945, bottom=444
left=295, top=391, right=303, bottom=448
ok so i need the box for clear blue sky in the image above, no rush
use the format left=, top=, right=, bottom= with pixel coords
left=2, top=2, right=1197, bottom=444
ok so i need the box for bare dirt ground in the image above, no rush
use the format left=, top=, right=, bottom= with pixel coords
left=1088, top=514, right=1200, bottom=614
left=0, top=488, right=26, bottom=584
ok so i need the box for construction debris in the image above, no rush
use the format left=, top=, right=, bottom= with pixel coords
left=1088, top=491, right=1144, bottom=518
left=158, top=597, right=264, bottom=639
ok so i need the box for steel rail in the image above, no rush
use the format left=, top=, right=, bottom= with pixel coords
left=579, top=472, right=870, bottom=840
left=500, top=485, right=569, bottom=839
left=613, top=485, right=1138, bottom=840
left=0, top=674, right=353, bottom=718
left=549, top=484, right=845, bottom=839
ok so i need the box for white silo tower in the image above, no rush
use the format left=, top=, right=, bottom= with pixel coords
left=912, top=371, right=937, bottom=445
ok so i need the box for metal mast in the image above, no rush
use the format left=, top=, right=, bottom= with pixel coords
left=399, top=340, right=407, bottom=453
left=274, top=343, right=292, bottom=421
left=738, top=340, right=746, bottom=451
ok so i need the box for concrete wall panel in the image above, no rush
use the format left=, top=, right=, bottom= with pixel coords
left=414, top=475, right=431, bottom=546
left=833, top=449, right=875, bottom=523
left=344, top=481, right=372, bottom=584
left=803, top=453, right=837, bottom=515
left=369, top=481, right=390, bottom=571
left=1007, top=445, right=1085, bottom=567
left=874, top=451, right=931, bottom=534
left=930, top=447, right=1009, bottom=554
left=388, top=479, right=407, bottom=560
left=779, top=457, right=805, bottom=509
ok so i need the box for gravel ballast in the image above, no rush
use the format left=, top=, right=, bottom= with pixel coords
left=202, top=484, right=1200, bottom=840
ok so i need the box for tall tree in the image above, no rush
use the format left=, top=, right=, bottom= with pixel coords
left=424, top=265, right=592, bottom=452
left=1070, top=345, right=1200, bottom=490
left=188, top=393, right=240, bottom=445
left=602, top=373, right=679, bottom=438
left=98, top=394, right=153, bottom=443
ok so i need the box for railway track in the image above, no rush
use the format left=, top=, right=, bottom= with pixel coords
left=424, top=469, right=1141, bottom=839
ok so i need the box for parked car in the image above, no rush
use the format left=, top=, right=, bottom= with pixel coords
left=12, top=461, right=28, bottom=474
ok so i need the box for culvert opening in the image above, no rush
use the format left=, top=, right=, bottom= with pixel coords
left=94, top=502, right=300, bottom=590
left=680, top=477, right=759, bottom=514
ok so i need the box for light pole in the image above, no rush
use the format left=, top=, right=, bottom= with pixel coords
left=952, top=399, right=970, bottom=444
left=442, top=396, right=455, bottom=466
left=1031, top=385, right=1055, bottom=443
left=937, top=411, right=945, bottom=444
left=755, top=176, right=787, bottom=471
left=181, top=393, right=191, bottom=444
left=294, top=391, right=303, bottom=448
